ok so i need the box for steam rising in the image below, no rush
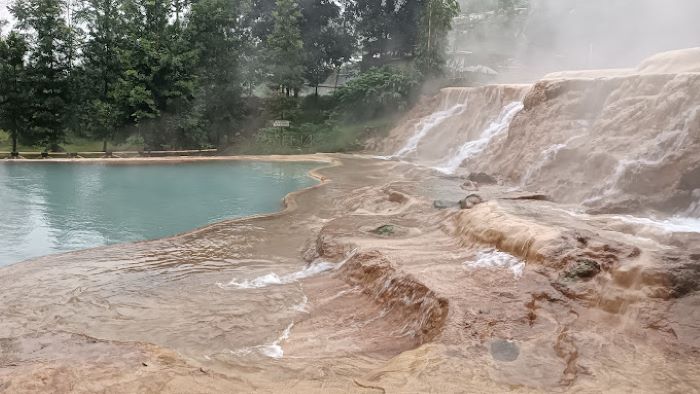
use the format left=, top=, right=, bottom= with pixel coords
left=501, top=0, right=700, bottom=81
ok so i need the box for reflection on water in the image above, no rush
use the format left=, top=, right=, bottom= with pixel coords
left=0, top=161, right=318, bottom=266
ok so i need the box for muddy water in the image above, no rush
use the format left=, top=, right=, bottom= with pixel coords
left=1, top=155, right=700, bottom=393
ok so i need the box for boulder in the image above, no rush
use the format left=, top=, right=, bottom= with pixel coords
left=467, top=172, right=497, bottom=185
left=460, top=194, right=484, bottom=209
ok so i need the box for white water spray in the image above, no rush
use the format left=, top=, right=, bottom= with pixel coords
left=433, top=102, right=523, bottom=174
left=395, top=103, right=467, bottom=157
left=464, top=249, right=525, bottom=279
left=217, top=250, right=357, bottom=290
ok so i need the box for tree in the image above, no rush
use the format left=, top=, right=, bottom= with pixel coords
left=416, top=0, right=459, bottom=77
left=334, top=67, right=419, bottom=118
left=0, top=32, right=31, bottom=153
left=116, top=0, right=197, bottom=149
left=300, top=0, right=353, bottom=95
left=78, top=0, right=126, bottom=151
left=11, top=0, right=72, bottom=151
left=266, top=0, right=305, bottom=97
left=187, top=0, right=244, bottom=146
left=347, top=0, right=423, bottom=69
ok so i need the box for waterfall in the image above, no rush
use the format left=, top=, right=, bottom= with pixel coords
left=433, top=101, right=523, bottom=174
left=520, top=135, right=583, bottom=187
left=395, top=101, right=467, bottom=158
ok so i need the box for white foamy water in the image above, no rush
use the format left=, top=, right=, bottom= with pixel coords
left=614, top=215, right=700, bottom=233
left=464, top=249, right=525, bottom=279
left=217, top=250, right=357, bottom=290
left=217, top=261, right=336, bottom=289
left=584, top=129, right=688, bottom=205
left=259, top=322, right=294, bottom=359
left=230, top=322, right=295, bottom=359
left=395, top=103, right=467, bottom=157
left=434, top=102, right=523, bottom=174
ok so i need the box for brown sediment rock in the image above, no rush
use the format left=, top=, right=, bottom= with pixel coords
left=337, top=251, right=449, bottom=343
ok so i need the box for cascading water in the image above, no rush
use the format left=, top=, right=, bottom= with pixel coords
left=394, top=91, right=468, bottom=158
left=519, top=135, right=583, bottom=187
left=583, top=129, right=689, bottom=205
left=394, top=104, right=467, bottom=157
left=433, top=101, right=523, bottom=174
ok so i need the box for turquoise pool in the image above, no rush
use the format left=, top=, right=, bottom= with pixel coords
left=0, top=160, right=319, bottom=266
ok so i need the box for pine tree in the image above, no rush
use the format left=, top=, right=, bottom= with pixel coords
left=11, top=0, right=72, bottom=151
left=78, top=0, right=126, bottom=152
left=187, top=0, right=244, bottom=146
left=0, top=31, right=31, bottom=154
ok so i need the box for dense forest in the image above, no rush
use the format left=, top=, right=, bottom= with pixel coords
left=0, top=0, right=464, bottom=154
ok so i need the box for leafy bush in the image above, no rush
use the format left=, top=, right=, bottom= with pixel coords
left=334, top=67, right=419, bottom=119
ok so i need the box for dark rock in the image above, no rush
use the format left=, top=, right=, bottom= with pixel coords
left=433, top=200, right=458, bottom=209
left=563, top=258, right=601, bottom=280
left=503, top=193, right=550, bottom=201
left=372, top=224, right=395, bottom=236
left=467, top=172, right=497, bottom=185
left=490, top=339, right=520, bottom=362
left=459, top=194, right=484, bottom=209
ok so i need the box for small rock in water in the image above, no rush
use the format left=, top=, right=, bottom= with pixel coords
left=372, top=224, right=395, bottom=236
left=467, top=172, right=497, bottom=185
left=433, top=200, right=458, bottom=209
left=563, top=258, right=601, bottom=280
left=490, top=339, right=520, bottom=362
left=461, top=180, right=479, bottom=191
left=460, top=194, right=484, bottom=209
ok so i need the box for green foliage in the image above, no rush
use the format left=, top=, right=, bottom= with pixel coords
left=266, top=0, right=305, bottom=95
left=347, top=0, right=423, bottom=68
left=416, top=0, right=460, bottom=77
left=11, top=0, right=72, bottom=150
left=77, top=0, right=126, bottom=149
left=0, top=31, right=31, bottom=152
left=187, top=0, right=244, bottom=145
left=300, top=0, right=353, bottom=94
left=334, top=67, right=419, bottom=118
left=0, top=0, right=464, bottom=155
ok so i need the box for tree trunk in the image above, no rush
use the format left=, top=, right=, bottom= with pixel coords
left=103, top=139, right=108, bottom=153
left=11, top=132, right=17, bottom=154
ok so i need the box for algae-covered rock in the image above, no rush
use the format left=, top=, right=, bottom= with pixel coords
left=459, top=194, right=484, bottom=209
left=372, top=224, right=395, bottom=236
left=563, top=258, right=601, bottom=280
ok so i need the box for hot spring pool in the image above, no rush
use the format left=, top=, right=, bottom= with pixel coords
left=0, top=160, right=319, bottom=266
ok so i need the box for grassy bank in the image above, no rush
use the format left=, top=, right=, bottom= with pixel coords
left=0, top=114, right=397, bottom=156
left=0, top=131, right=144, bottom=153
